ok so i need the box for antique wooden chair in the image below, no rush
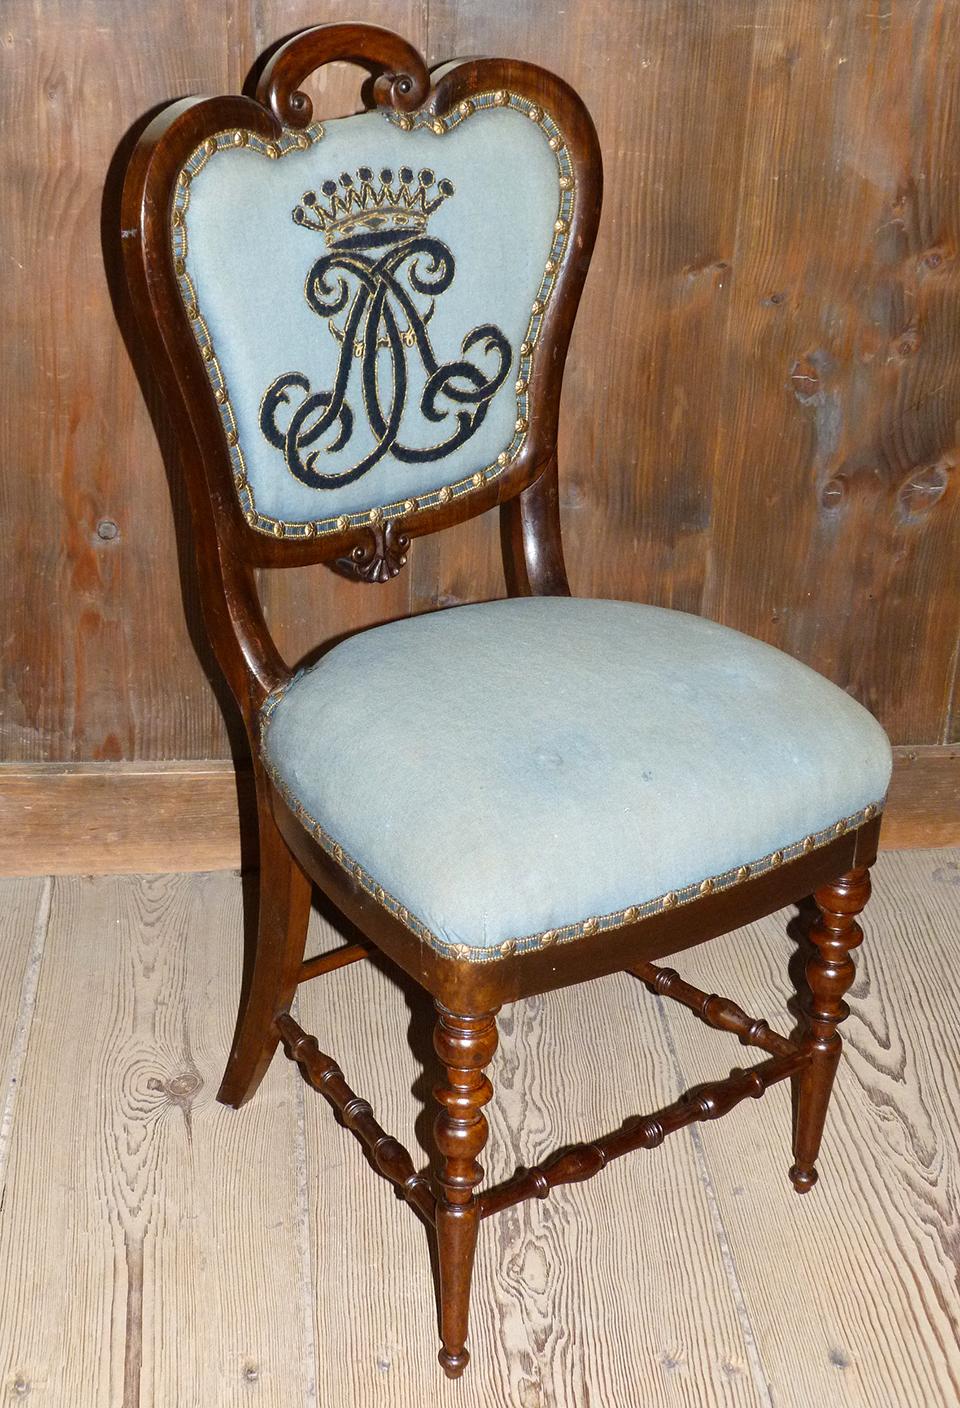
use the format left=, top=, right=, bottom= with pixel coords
left=121, top=23, right=893, bottom=1377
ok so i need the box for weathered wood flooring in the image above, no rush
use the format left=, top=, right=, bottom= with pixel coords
left=1, top=850, right=958, bottom=1406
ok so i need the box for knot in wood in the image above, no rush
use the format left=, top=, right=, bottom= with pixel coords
left=820, top=479, right=846, bottom=511
left=896, top=462, right=950, bottom=524
left=790, top=357, right=821, bottom=400
left=166, top=1071, right=202, bottom=1099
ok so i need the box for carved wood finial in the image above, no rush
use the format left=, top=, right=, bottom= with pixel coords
left=257, top=24, right=429, bottom=128
left=334, top=519, right=410, bottom=582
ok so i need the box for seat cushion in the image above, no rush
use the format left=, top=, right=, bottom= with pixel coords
left=260, top=598, right=892, bottom=961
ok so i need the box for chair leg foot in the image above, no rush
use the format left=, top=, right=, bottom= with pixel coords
left=438, top=1346, right=469, bottom=1379
left=218, top=782, right=313, bottom=1108
left=788, top=1162, right=818, bottom=1194
left=790, top=866, right=870, bottom=1192
left=433, top=1006, right=499, bottom=1377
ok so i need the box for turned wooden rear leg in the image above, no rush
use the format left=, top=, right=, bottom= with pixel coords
left=433, top=1006, right=499, bottom=1379
left=218, top=776, right=313, bottom=1109
left=789, top=866, right=870, bottom=1193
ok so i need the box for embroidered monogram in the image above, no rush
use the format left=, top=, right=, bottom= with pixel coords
left=170, top=96, right=575, bottom=537
left=259, top=167, right=512, bottom=489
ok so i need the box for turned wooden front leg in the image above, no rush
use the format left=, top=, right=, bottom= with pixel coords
left=433, top=1006, right=499, bottom=1379
left=789, top=867, right=870, bottom=1193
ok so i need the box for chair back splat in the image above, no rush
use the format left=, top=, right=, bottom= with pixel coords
left=122, top=22, right=893, bottom=1379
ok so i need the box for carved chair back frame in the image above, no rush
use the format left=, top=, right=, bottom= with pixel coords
left=123, top=26, right=600, bottom=705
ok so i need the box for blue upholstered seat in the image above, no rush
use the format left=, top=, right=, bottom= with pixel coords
left=261, top=597, right=892, bottom=961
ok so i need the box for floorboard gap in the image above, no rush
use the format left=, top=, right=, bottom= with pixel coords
left=293, top=993, right=321, bottom=1408
left=0, top=874, right=53, bottom=1210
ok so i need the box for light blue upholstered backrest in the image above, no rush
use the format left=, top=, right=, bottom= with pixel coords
left=171, top=98, right=573, bottom=538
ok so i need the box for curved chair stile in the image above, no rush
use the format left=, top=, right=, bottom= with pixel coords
left=120, top=21, right=892, bottom=1379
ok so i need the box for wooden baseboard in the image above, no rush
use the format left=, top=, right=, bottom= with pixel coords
left=881, top=745, right=960, bottom=849
left=0, top=761, right=254, bottom=877
left=0, top=746, right=956, bottom=877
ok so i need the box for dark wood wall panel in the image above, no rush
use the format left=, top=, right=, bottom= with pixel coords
left=3, top=0, right=960, bottom=766
left=0, top=0, right=424, bottom=761
left=419, top=1, right=767, bottom=616
left=703, top=1, right=960, bottom=743
left=426, top=0, right=960, bottom=748
left=1, top=2, right=241, bottom=762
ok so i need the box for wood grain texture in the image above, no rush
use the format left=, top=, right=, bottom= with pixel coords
left=0, top=762, right=252, bottom=876
left=0, top=878, right=44, bottom=1080
left=0, top=0, right=240, bottom=765
left=660, top=847, right=960, bottom=1406
left=703, top=2, right=960, bottom=745
left=1, top=856, right=960, bottom=1400
left=0, top=876, right=47, bottom=1209
left=0, top=872, right=309, bottom=1406
left=4, top=0, right=960, bottom=770
left=417, top=1, right=756, bottom=616
left=421, top=1, right=960, bottom=749
left=884, top=744, right=960, bottom=847
left=0, top=0, right=424, bottom=767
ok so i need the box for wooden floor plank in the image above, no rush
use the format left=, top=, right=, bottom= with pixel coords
left=0, top=876, right=48, bottom=1207
left=0, top=872, right=310, bottom=1408
left=0, top=876, right=45, bottom=1084
left=658, top=848, right=960, bottom=1408
left=2, top=856, right=959, bottom=1405
left=297, top=910, right=767, bottom=1407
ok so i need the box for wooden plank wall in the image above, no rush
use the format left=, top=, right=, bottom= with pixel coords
left=3, top=1, right=960, bottom=856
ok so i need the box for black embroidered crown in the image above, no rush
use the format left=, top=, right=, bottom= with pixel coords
left=293, top=167, right=455, bottom=246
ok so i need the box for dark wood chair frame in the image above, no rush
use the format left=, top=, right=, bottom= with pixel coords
left=121, top=23, right=881, bottom=1378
